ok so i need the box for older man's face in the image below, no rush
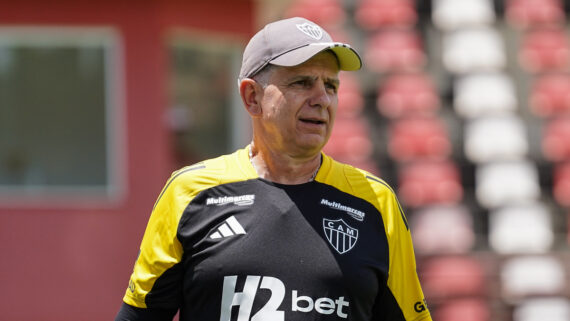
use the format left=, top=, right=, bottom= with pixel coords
left=256, top=51, right=340, bottom=158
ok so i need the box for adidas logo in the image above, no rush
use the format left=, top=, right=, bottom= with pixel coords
left=210, top=216, right=246, bottom=239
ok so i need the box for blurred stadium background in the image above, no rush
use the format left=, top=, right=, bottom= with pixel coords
left=1, top=0, right=570, bottom=320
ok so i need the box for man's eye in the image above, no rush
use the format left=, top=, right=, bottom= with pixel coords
left=326, top=83, right=338, bottom=93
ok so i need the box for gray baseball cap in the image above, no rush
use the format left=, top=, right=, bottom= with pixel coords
left=238, top=17, right=362, bottom=83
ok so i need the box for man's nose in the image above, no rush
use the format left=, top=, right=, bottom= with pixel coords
left=308, top=81, right=333, bottom=108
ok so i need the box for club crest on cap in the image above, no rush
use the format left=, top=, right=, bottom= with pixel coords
left=296, top=23, right=323, bottom=40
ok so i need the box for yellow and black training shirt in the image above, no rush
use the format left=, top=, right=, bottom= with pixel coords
left=118, top=146, right=432, bottom=321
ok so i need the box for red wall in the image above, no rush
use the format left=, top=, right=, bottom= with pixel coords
left=0, top=1, right=254, bottom=319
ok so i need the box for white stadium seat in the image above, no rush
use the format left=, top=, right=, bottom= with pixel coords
left=514, top=297, right=570, bottom=321
left=454, top=73, right=517, bottom=118
left=476, top=161, right=540, bottom=208
left=464, top=115, right=529, bottom=163
left=443, top=28, right=506, bottom=74
left=489, top=203, right=553, bottom=254
left=432, top=0, right=496, bottom=30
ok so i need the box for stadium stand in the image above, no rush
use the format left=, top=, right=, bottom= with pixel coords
left=285, top=0, right=346, bottom=27
left=442, top=27, right=507, bottom=73
left=337, top=72, right=365, bottom=117
left=410, top=204, right=475, bottom=254
left=464, top=115, right=529, bottom=162
left=453, top=72, right=518, bottom=118
left=397, top=160, right=463, bottom=207
left=364, top=29, right=426, bottom=72
left=513, top=297, right=570, bottom=321
left=324, top=115, right=374, bottom=164
left=518, top=28, right=570, bottom=73
left=387, top=116, right=451, bottom=161
left=489, top=203, right=554, bottom=253
left=542, top=117, right=570, bottom=161
left=553, top=161, right=570, bottom=207
left=282, top=0, right=570, bottom=319
left=505, top=0, right=566, bottom=29
left=475, top=161, right=541, bottom=208
left=433, top=298, right=491, bottom=321
left=529, top=73, right=570, bottom=117
left=432, top=0, right=496, bottom=30
left=501, top=255, right=566, bottom=299
left=355, top=0, right=418, bottom=30
left=419, top=255, right=487, bottom=300
left=377, top=72, right=440, bottom=118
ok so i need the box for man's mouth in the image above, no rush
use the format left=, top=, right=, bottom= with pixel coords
left=300, top=118, right=326, bottom=125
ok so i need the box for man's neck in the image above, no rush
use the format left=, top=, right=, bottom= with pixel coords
left=248, top=144, right=322, bottom=185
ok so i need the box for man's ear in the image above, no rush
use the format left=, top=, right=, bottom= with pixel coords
left=239, top=78, right=263, bottom=117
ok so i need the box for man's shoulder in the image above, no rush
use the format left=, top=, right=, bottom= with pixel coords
left=168, top=148, right=253, bottom=190
left=324, top=156, right=409, bottom=230
left=323, top=155, right=395, bottom=198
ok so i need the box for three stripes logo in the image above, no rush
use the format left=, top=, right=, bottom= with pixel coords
left=210, top=216, right=246, bottom=239
left=323, top=219, right=358, bottom=254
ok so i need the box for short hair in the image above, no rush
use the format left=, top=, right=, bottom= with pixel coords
left=251, top=64, right=276, bottom=88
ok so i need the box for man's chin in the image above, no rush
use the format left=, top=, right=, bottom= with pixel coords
left=294, top=140, right=326, bottom=157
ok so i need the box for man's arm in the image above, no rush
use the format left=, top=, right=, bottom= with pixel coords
left=118, top=168, right=199, bottom=319
left=364, top=174, right=432, bottom=321
left=114, top=302, right=177, bottom=321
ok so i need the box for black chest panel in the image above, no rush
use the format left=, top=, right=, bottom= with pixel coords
left=177, top=179, right=389, bottom=321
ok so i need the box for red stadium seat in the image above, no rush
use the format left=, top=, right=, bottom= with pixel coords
left=285, top=0, right=346, bottom=27
left=377, top=72, right=440, bottom=119
left=529, top=73, right=570, bottom=117
left=518, top=28, right=570, bottom=73
left=542, top=118, right=570, bottom=162
left=506, top=0, right=565, bottom=29
left=388, top=116, right=451, bottom=162
left=364, top=29, right=426, bottom=73
left=419, top=256, right=486, bottom=301
left=355, top=0, right=418, bottom=30
left=553, top=162, right=570, bottom=207
left=434, top=298, right=491, bottom=321
left=337, top=73, right=364, bottom=118
left=324, top=116, right=373, bottom=164
left=398, top=160, right=463, bottom=207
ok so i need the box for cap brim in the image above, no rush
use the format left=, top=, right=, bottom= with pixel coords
left=270, top=42, right=362, bottom=71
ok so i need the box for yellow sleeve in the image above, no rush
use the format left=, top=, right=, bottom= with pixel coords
left=122, top=167, right=198, bottom=309
left=382, top=190, right=432, bottom=321
left=326, top=159, right=432, bottom=320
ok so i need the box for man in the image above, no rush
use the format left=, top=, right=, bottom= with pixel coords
left=115, top=17, right=432, bottom=321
